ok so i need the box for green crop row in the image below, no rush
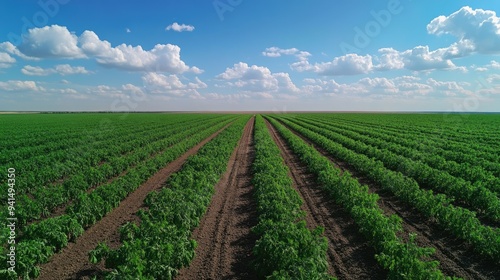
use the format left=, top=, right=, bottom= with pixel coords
left=251, top=115, right=332, bottom=279
left=5, top=115, right=233, bottom=229
left=88, top=116, right=251, bottom=279
left=301, top=115, right=500, bottom=189
left=273, top=116, right=500, bottom=261
left=286, top=116, right=500, bottom=220
left=0, top=117, right=236, bottom=279
left=266, top=116, right=458, bottom=279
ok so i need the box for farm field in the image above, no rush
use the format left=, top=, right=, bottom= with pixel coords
left=1, top=112, right=500, bottom=279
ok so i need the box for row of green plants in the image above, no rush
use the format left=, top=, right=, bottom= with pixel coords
left=0, top=117, right=236, bottom=279
left=316, top=114, right=500, bottom=161
left=0, top=119, right=140, bottom=165
left=0, top=115, right=223, bottom=194
left=272, top=116, right=500, bottom=261
left=303, top=115, right=500, bottom=180
left=5, top=116, right=233, bottom=229
left=266, top=116, right=455, bottom=279
left=291, top=116, right=500, bottom=219
left=251, top=115, right=332, bottom=279
left=88, top=116, right=251, bottom=279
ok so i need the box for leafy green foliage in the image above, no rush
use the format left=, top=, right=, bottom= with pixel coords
left=266, top=116, right=456, bottom=279
left=88, top=116, right=251, bottom=279
left=273, top=115, right=500, bottom=261
left=252, top=115, right=333, bottom=279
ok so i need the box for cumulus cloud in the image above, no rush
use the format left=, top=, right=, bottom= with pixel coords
left=262, top=47, right=311, bottom=60
left=486, top=60, right=500, bottom=69
left=18, top=25, right=83, bottom=58
left=216, top=62, right=300, bottom=94
left=301, top=76, right=468, bottom=97
left=374, top=48, right=404, bottom=71
left=79, top=30, right=196, bottom=72
left=142, top=72, right=206, bottom=97
left=166, top=22, right=195, bottom=32
left=21, top=64, right=90, bottom=76
left=0, top=52, right=16, bottom=68
left=486, top=74, right=500, bottom=84
left=295, top=46, right=462, bottom=75
left=0, top=80, right=40, bottom=92
left=399, top=45, right=456, bottom=71
left=427, top=6, right=500, bottom=54
left=2, top=25, right=199, bottom=74
left=292, top=54, right=373, bottom=76
left=122, top=83, right=144, bottom=95
left=317, top=54, right=373, bottom=75
left=0, top=42, right=38, bottom=60
left=288, top=7, right=500, bottom=76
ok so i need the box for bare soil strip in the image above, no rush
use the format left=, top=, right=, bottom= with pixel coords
left=38, top=123, right=232, bottom=280
left=275, top=118, right=499, bottom=280
left=176, top=117, right=258, bottom=280
left=265, top=119, right=386, bottom=280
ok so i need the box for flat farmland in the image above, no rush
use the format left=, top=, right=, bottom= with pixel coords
left=1, top=113, right=500, bottom=279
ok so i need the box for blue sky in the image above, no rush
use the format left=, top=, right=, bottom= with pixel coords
left=1, top=0, right=500, bottom=111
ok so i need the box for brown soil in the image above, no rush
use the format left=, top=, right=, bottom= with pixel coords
left=176, top=117, right=258, bottom=280
left=265, top=119, right=386, bottom=280
left=274, top=118, right=500, bottom=280
left=37, top=123, right=232, bottom=280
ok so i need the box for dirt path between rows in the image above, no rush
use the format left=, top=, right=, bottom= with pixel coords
left=265, top=119, right=386, bottom=280
left=176, top=117, right=258, bottom=280
left=273, top=117, right=499, bottom=280
left=38, top=123, right=233, bottom=280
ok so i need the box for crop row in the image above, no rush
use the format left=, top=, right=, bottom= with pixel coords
left=251, top=115, right=332, bottom=279
left=1, top=117, right=236, bottom=279
left=0, top=115, right=226, bottom=194
left=320, top=114, right=500, bottom=155
left=4, top=116, right=234, bottom=229
left=88, top=116, right=250, bottom=279
left=288, top=116, right=500, bottom=220
left=303, top=114, right=500, bottom=177
left=0, top=114, right=212, bottom=165
left=272, top=116, right=500, bottom=261
left=265, top=116, right=454, bottom=279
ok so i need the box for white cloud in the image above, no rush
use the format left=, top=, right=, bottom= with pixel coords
left=142, top=72, right=206, bottom=97
left=299, top=54, right=374, bottom=76
left=126, top=28, right=131, bottom=33
left=21, top=64, right=90, bottom=76
left=122, top=84, right=144, bottom=95
left=320, top=54, right=374, bottom=75
left=302, top=76, right=468, bottom=97
left=2, top=25, right=199, bottom=74
left=374, top=48, right=404, bottom=71
left=18, top=25, right=83, bottom=58
left=166, top=22, right=195, bottom=32
left=486, top=74, right=500, bottom=84
left=358, top=77, right=398, bottom=94
left=54, top=64, right=90, bottom=75
left=262, top=47, right=311, bottom=60
left=0, top=42, right=38, bottom=60
left=0, top=80, right=40, bottom=92
left=0, top=52, right=16, bottom=68
left=400, top=45, right=456, bottom=71
left=488, top=60, right=500, bottom=69
left=427, top=6, right=500, bottom=54
left=21, top=65, right=47, bottom=76
left=79, top=30, right=195, bottom=73
left=217, top=62, right=300, bottom=94
left=59, top=88, right=78, bottom=94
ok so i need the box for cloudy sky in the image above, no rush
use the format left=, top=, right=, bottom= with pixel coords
left=1, top=0, right=500, bottom=111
